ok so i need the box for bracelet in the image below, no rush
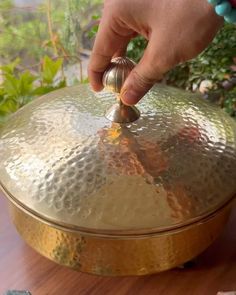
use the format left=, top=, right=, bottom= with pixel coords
left=208, top=0, right=236, bottom=23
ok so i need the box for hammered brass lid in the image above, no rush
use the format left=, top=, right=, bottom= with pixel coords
left=1, top=84, right=236, bottom=233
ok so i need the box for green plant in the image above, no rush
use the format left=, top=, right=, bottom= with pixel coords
left=0, top=0, right=105, bottom=125
left=0, top=56, right=66, bottom=124
left=0, top=0, right=49, bottom=63
left=127, top=36, right=148, bottom=62
left=0, top=0, right=101, bottom=65
left=223, top=88, right=236, bottom=117
left=62, top=0, right=102, bottom=54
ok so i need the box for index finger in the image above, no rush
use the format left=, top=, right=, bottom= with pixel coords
left=88, top=15, right=133, bottom=91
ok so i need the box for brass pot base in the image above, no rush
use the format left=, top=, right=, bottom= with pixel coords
left=9, top=202, right=232, bottom=276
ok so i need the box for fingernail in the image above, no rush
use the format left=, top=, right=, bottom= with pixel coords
left=121, top=89, right=140, bottom=106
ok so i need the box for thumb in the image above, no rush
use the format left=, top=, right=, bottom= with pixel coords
left=120, top=39, right=171, bottom=105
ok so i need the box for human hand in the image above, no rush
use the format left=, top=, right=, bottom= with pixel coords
left=88, top=0, right=223, bottom=105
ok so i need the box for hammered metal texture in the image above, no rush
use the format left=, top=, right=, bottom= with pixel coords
left=9, top=202, right=231, bottom=276
left=1, top=84, right=236, bottom=233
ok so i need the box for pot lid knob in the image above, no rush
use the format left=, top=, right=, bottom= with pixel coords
left=103, top=57, right=140, bottom=124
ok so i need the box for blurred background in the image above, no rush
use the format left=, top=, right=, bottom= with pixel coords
left=0, top=0, right=236, bottom=124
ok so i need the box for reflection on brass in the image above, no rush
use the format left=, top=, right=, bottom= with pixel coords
left=1, top=83, right=236, bottom=276
left=103, top=57, right=140, bottom=123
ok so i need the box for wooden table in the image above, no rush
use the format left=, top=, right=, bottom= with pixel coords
left=1, top=194, right=236, bottom=295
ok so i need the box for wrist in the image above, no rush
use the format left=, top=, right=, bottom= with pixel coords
left=208, top=0, right=236, bottom=23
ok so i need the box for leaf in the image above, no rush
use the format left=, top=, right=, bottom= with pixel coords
left=87, top=25, right=99, bottom=39
left=2, top=70, right=36, bottom=99
left=92, top=14, right=100, bottom=20
left=0, top=97, right=18, bottom=113
left=42, top=56, right=63, bottom=85
left=0, top=58, right=20, bottom=75
left=0, top=88, right=5, bottom=102
left=19, top=95, right=35, bottom=106
left=2, top=73, right=20, bottom=98
left=57, top=80, right=66, bottom=88
left=18, top=71, right=36, bottom=96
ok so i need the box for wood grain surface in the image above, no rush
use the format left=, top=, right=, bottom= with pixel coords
left=0, top=193, right=236, bottom=295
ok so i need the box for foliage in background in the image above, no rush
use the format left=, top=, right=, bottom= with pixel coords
left=0, top=0, right=49, bottom=63
left=64, top=0, right=101, bottom=54
left=0, top=56, right=66, bottom=124
left=0, top=0, right=101, bottom=123
left=127, top=36, right=148, bottom=62
left=223, top=87, right=236, bottom=117
left=0, top=0, right=102, bottom=66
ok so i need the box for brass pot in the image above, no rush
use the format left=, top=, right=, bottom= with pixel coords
left=1, top=58, right=236, bottom=276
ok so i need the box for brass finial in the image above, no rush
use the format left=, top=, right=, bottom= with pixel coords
left=103, top=57, right=140, bottom=124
